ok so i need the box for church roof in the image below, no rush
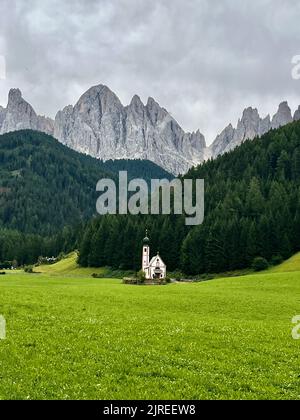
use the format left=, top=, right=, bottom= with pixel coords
left=149, top=253, right=166, bottom=267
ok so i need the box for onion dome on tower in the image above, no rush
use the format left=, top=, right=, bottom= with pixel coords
left=143, top=229, right=150, bottom=245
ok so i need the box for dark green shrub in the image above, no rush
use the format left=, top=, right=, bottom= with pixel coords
left=137, top=270, right=146, bottom=283
left=0, top=261, right=12, bottom=269
left=270, top=255, right=283, bottom=266
left=252, top=257, right=269, bottom=272
left=24, top=265, right=33, bottom=273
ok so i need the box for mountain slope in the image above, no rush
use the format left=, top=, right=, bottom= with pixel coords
left=0, top=130, right=171, bottom=235
left=79, top=120, right=300, bottom=274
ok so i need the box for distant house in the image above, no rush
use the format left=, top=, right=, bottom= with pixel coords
left=142, top=230, right=166, bottom=280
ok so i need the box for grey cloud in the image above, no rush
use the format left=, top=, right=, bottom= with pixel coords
left=0, top=0, right=300, bottom=143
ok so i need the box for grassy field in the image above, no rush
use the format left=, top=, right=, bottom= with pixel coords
left=0, top=256, right=300, bottom=400
left=270, top=252, right=300, bottom=273
left=34, top=252, right=109, bottom=276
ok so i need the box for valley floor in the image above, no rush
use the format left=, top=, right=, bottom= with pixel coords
left=0, top=267, right=299, bottom=400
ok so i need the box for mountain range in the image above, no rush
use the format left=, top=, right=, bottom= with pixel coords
left=0, top=86, right=300, bottom=175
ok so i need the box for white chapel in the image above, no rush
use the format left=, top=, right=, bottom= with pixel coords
left=142, top=230, right=167, bottom=280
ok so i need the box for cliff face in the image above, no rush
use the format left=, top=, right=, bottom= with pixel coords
left=0, top=86, right=206, bottom=175
left=0, top=89, right=54, bottom=136
left=210, top=101, right=296, bottom=157
left=1, top=85, right=299, bottom=174
left=53, top=85, right=207, bottom=175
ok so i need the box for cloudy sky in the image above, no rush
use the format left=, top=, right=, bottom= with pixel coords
left=0, top=0, right=300, bottom=143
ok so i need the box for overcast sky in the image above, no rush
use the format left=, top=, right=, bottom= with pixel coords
left=1, top=0, right=300, bottom=144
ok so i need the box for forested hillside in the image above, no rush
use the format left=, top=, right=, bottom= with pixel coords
left=101, top=159, right=172, bottom=181
left=0, top=130, right=171, bottom=265
left=0, top=130, right=112, bottom=235
left=0, top=130, right=172, bottom=235
left=78, top=121, right=300, bottom=274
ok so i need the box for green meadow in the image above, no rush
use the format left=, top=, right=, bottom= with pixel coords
left=0, top=255, right=300, bottom=400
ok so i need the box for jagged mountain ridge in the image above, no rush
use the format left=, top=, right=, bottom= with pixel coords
left=0, top=88, right=54, bottom=136
left=0, top=85, right=300, bottom=174
left=0, top=86, right=206, bottom=175
left=211, top=101, right=300, bottom=157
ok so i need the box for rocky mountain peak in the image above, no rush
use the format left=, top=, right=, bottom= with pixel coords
left=7, top=88, right=35, bottom=113
left=1, top=88, right=38, bottom=133
left=130, top=94, right=143, bottom=105
left=8, top=88, right=23, bottom=104
left=128, top=95, right=144, bottom=114
left=210, top=101, right=299, bottom=158
left=52, top=86, right=206, bottom=174
left=0, top=88, right=54, bottom=135
left=146, top=97, right=168, bottom=125
left=241, top=107, right=259, bottom=119
left=76, top=84, right=123, bottom=114
left=146, top=96, right=164, bottom=114
left=233, top=107, right=261, bottom=146
left=210, top=123, right=235, bottom=157
left=189, top=130, right=206, bottom=149
left=271, top=101, right=293, bottom=129
left=293, top=106, right=300, bottom=121
left=146, top=96, right=157, bottom=107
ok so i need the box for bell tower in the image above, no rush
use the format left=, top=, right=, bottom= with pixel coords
left=142, top=229, right=150, bottom=276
